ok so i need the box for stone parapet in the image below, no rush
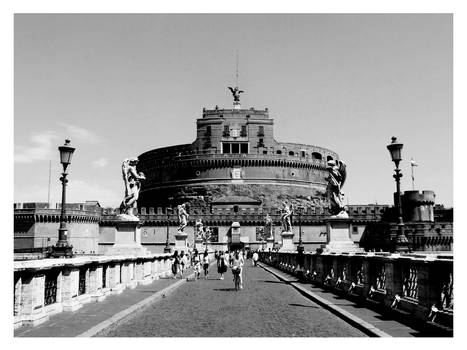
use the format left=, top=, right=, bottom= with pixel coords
left=13, top=253, right=173, bottom=329
left=259, top=251, right=453, bottom=330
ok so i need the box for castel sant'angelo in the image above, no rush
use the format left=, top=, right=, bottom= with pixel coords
left=137, top=87, right=339, bottom=211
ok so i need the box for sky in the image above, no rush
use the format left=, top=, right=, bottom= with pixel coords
left=14, top=14, right=453, bottom=208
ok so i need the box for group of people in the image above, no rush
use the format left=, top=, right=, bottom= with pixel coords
left=171, top=249, right=210, bottom=279
left=170, top=248, right=260, bottom=290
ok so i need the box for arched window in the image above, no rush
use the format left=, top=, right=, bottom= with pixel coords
left=233, top=205, right=239, bottom=213
left=276, top=150, right=282, bottom=155
left=312, top=152, right=322, bottom=161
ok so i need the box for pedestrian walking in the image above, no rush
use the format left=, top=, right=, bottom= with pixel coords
left=252, top=250, right=259, bottom=267
left=231, top=250, right=244, bottom=290
left=172, top=250, right=181, bottom=278
left=202, top=251, right=210, bottom=278
left=180, top=251, right=188, bottom=275
left=217, top=251, right=228, bottom=280
left=192, top=250, right=201, bottom=280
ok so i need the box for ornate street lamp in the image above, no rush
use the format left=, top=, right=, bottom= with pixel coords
left=296, top=206, right=304, bottom=254
left=51, top=139, right=75, bottom=258
left=164, top=208, right=173, bottom=253
left=387, top=136, right=409, bottom=252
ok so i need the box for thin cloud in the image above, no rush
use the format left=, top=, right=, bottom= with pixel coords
left=15, top=124, right=102, bottom=164
left=59, top=123, right=101, bottom=144
left=15, top=131, right=58, bottom=163
left=92, top=157, right=109, bottom=168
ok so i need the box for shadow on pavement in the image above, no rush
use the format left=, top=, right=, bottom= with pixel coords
left=257, top=280, right=285, bottom=284
left=213, top=288, right=237, bottom=292
left=289, top=303, right=319, bottom=309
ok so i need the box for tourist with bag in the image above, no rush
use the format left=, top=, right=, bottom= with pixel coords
left=217, top=251, right=228, bottom=280
left=202, top=251, right=210, bottom=278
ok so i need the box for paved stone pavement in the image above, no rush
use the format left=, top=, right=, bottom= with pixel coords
left=100, top=262, right=366, bottom=337
left=259, top=264, right=430, bottom=337
left=15, top=269, right=193, bottom=337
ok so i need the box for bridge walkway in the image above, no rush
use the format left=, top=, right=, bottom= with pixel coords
left=15, top=259, right=432, bottom=337
left=100, top=261, right=365, bottom=337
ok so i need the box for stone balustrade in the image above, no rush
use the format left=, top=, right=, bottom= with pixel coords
left=13, top=253, right=173, bottom=329
left=259, top=251, right=453, bottom=329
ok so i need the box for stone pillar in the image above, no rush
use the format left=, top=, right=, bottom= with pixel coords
left=20, top=273, right=49, bottom=326
left=14, top=274, right=23, bottom=328
left=361, top=257, right=372, bottom=296
left=266, top=237, right=274, bottom=251
left=331, top=256, right=339, bottom=285
left=383, top=260, right=396, bottom=307
left=279, top=231, right=294, bottom=252
left=135, top=261, right=144, bottom=282
left=324, top=218, right=363, bottom=253
left=61, top=268, right=82, bottom=311
left=167, top=257, right=173, bottom=277
left=316, top=255, right=325, bottom=284
left=104, top=219, right=148, bottom=256
left=135, top=260, right=151, bottom=285
left=415, top=260, right=434, bottom=317
left=174, top=233, right=188, bottom=252
left=126, top=262, right=137, bottom=289
left=102, top=265, right=110, bottom=296
left=89, top=266, right=106, bottom=302
left=77, top=268, right=91, bottom=305
left=110, top=263, right=124, bottom=294
left=195, top=238, right=204, bottom=252
left=151, top=260, right=158, bottom=280
left=143, top=260, right=152, bottom=283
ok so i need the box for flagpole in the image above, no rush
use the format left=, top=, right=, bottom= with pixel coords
left=48, top=160, right=51, bottom=208
left=411, top=158, right=415, bottom=190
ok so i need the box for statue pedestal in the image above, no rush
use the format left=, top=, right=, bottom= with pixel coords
left=195, top=239, right=205, bottom=253
left=266, top=237, right=274, bottom=251
left=323, top=218, right=363, bottom=253
left=174, top=232, right=188, bottom=252
left=102, top=218, right=149, bottom=256
left=233, top=101, right=241, bottom=110
left=279, top=231, right=295, bottom=252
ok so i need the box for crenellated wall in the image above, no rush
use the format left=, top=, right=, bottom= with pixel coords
left=14, top=207, right=101, bottom=254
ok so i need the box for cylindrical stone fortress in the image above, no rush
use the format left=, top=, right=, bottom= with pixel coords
left=137, top=107, right=340, bottom=209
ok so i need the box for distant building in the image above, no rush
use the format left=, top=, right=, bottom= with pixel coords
left=137, top=105, right=338, bottom=210
left=14, top=202, right=102, bottom=255
left=359, top=190, right=453, bottom=252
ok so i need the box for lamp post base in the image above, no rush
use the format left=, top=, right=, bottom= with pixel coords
left=163, top=245, right=172, bottom=254
left=393, top=235, right=410, bottom=252
left=50, top=244, right=73, bottom=258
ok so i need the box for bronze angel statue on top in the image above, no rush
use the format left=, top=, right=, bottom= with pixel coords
left=228, top=86, right=244, bottom=103
left=326, top=159, right=348, bottom=218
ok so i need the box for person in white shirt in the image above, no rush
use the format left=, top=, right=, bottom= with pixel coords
left=202, top=251, right=210, bottom=278
left=192, top=250, right=201, bottom=280
left=252, top=251, right=259, bottom=267
left=231, top=250, right=244, bottom=289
